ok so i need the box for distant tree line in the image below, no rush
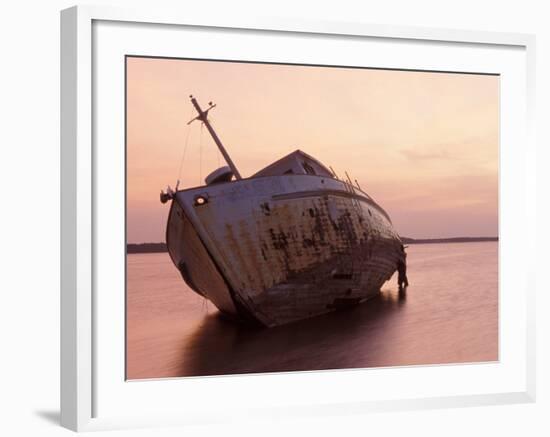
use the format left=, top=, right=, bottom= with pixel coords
left=400, top=236, right=498, bottom=245
left=127, top=242, right=167, bottom=254
left=127, top=237, right=498, bottom=254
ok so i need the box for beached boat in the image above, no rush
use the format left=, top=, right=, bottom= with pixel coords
left=161, top=96, right=404, bottom=327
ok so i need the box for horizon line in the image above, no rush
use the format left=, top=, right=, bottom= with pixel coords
left=127, top=236, right=499, bottom=245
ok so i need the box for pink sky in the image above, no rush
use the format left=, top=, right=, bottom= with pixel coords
left=126, top=57, right=498, bottom=243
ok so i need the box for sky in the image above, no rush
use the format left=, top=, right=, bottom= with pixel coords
left=126, top=57, right=499, bottom=243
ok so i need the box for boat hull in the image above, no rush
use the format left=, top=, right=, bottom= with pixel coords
left=166, top=174, right=402, bottom=327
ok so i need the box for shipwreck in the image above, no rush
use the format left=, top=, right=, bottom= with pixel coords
left=161, top=96, right=404, bottom=327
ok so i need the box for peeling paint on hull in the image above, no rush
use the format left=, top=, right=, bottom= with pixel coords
left=166, top=174, right=402, bottom=327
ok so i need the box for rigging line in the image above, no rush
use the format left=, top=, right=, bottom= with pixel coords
left=199, top=122, right=204, bottom=184
left=177, top=105, right=195, bottom=182
left=177, top=125, right=193, bottom=181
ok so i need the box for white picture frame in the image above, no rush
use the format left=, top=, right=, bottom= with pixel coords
left=60, top=5, right=536, bottom=432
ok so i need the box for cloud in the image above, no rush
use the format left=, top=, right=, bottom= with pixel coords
left=399, top=148, right=452, bottom=161
left=399, top=135, right=494, bottom=165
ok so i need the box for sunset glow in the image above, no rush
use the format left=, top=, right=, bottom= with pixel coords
left=126, top=57, right=498, bottom=243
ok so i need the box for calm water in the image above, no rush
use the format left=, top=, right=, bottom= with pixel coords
left=126, top=242, right=498, bottom=379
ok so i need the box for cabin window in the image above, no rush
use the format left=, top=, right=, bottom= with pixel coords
left=302, top=161, right=316, bottom=175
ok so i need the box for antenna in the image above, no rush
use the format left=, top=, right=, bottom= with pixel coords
left=187, top=95, right=242, bottom=180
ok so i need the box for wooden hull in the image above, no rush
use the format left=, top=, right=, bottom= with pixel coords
left=166, top=174, right=402, bottom=327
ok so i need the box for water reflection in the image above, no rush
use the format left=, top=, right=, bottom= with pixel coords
left=179, top=290, right=406, bottom=377
left=126, top=243, right=498, bottom=379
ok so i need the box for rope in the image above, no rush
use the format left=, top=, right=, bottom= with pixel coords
left=212, top=119, right=221, bottom=168
left=209, top=117, right=221, bottom=168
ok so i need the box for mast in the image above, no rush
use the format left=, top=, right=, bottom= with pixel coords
left=187, top=95, right=242, bottom=180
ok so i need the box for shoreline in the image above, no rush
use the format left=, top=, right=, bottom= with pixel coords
left=127, top=237, right=498, bottom=254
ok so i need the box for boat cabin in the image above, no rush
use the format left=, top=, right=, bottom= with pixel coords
left=252, top=150, right=334, bottom=178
